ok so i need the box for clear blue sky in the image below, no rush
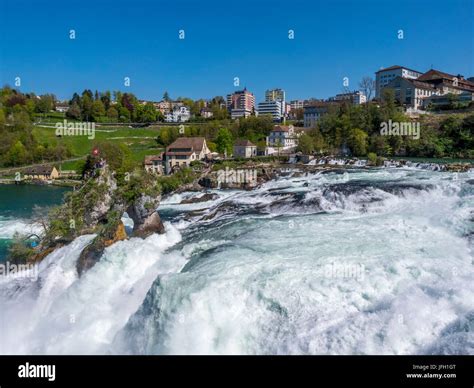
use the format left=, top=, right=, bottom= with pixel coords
left=1, top=0, right=472, bottom=102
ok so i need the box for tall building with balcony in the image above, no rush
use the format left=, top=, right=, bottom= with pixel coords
left=265, top=88, right=286, bottom=104
left=226, top=88, right=255, bottom=119
left=375, top=65, right=422, bottom=99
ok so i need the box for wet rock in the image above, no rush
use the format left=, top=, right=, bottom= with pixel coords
left=77, top=221, right=128, bottom=276
left=132, top=212, right=165, bottom=238
left=180, top=193, right=218, bottom=204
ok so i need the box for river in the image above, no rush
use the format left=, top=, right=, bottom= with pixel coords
left=0, top=167, right=473, bottom=354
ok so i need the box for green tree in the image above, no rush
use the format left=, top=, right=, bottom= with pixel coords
left=348, top=128, right=368, bottom=156
left=6, top=140, right=28, bottom=166
left=36, top=94, right=54, bottom=116
left=215, top=127, right=233, bottom=155
left=138, top=103, right=158, bottom=122
left=67, top=102, right=81, bottom=120
left=81, top=93, right=93, bottom=120
left=106, top=106, right=119, bottom=121
left=297, top=133, right=315, bottom=154
left=91, top=100, right=105, bottom=121
left=118, top=107, right=131, bottom=122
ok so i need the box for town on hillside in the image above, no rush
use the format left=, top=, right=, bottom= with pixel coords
left=1, top=64, right=473, bottom=183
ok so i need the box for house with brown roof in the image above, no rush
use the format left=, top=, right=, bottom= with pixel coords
left=417, top=69, right=474, bottom=94
left=164, top=137, right=211, bottom=173
left=23, top=165, right=59, bottom=181
left=233, top=140, right=257, bottom=158
left=266, top=125, right=298, bottom=149
left=144, top=154, right=164, bottom=174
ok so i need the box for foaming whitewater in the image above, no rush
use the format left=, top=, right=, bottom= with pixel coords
left=0, top=217, right=43, bottom=239
left=114, top=168, right=474, bottom=355
left=0, top=223, right=185, bottom=354
left=1, top=167, right=473, bottom=355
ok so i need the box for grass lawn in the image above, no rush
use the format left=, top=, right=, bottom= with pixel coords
left=32, top=126, right=164, bottom=171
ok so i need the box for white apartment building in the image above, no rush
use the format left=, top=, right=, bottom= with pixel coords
left=257, top=100, right=283, bottom=121
left=375, top=65, right=422, bottom=99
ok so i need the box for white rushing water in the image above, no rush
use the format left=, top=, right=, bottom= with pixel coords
left=1, top=168, right=473, bottom=355
left=0, top=217, right=43, bottom=239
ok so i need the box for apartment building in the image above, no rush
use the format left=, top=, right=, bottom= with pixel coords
left=303, top=101, right=341, bottom=127
left=383, top=76, right=438, bottom=110
left=226, top=88, right=255, bottom=119
left=257, top=100, right=283, bottom=121
left=375, top=65, right=422, bottom=99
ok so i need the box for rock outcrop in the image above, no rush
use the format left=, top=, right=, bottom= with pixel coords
left=73, top=168, right=165, bottom=276
left=76, top=221, right=129, bottom=276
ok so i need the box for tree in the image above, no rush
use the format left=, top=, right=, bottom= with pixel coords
left=6, top=140, right=28, bottom=166
left=36, top=95, right=54, bottom=116
left=138, top=102, right=157, bottom=122
left=92, top=141, right=132, bottom=172
left=380, top=88, right=397, bottom=120
left=359, top=76, right=375, bottom=101
left=215, top=128, right=233, bottom=155
left=81, top=155, right=96, bottom=178
left=91, top=100, right=105, bottom=121
left=81, top=93, right=93, bottom=120
left=163, top=91, right=171, bottom=102
left=118, top=107, right=131, bottom=122
left=106, top=106, right=119, bottom=121
left=100, top=91, right=111, bottom=111
left=297, top=133, right=315, bottom=154
left=67, top=102, right=81, bottom=120
left=348, top=128, right=368, bottom=156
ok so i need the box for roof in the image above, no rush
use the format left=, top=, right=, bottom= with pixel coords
left=164, top=151, right=193, bottom=156
left=144, top=154, right=163, bottom=164
left=234, top=139, right=256, bottom=147
left=418, top=69, right=474, bottom=87
left=24, top=165, right=55, bottom=175
left=385, top=76, right=437, bottom=91
left=272, top=125, right=293, bottom=132
left=375, top=65, right=422, bottom=74
left=166, top=137, right=206, bottom=153
left=408, top=79, right=437, bottom=90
